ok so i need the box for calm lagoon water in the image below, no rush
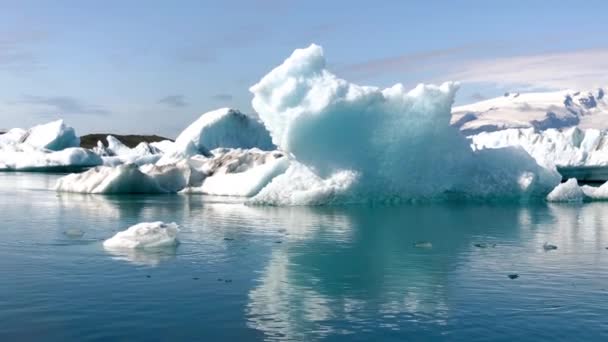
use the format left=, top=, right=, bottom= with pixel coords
left=1, top=172, right=608, bottom=341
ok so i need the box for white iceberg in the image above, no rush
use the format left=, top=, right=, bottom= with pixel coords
left=103, top=221, right=179, bottom=249
left=248, top=44, right=560, bottom=205
left=183, top=152, right=290, bottom=197
left=0, top=145, right=102, bottom=171
left=54, top=160, right=204, bottom=194
left=0, top=120, right=98, bottom=171
left=157, top=108, right=274, bottom=166
left=21, top=119, right=80, bottom=150
left=99, top=136, right=164, bottom=166
left=546, top=178, right=586, bottom=202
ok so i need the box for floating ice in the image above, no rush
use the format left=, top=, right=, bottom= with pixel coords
left=157, top=108, right=274, bottom=166
left=546, top=178, right=586, bottom=202
left=55, top=164, right=183, bottom=194
left=21, top=119, right=80, bottom=151
left=103, top=221, right=179, bottom=249
left=0, top=120, right=98, bottom=171
left=0, top=145, right=102, bottom=171
left=249, top=44, right=560, bottom=205
left=183, top=149, right=289, bottom=197
left=94, top=135, right=164, bottom=166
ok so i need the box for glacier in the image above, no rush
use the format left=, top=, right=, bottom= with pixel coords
left=452, top=89, right=608, bottom=135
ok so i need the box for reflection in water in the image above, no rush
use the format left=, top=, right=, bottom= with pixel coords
left=104, top=246, right=178, bottom=267
left=3, top=172, right=608, bottom=341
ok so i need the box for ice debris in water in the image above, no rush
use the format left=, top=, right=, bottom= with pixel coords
left=546, top=178, right=586, bottom=202
left=474, top=243, right=496, bottom=248
left=543, top=242, right=558, bottom=251
left=103, top=222, right=179, bottom=249
left=413, top=241, right=433, bottom=249
left=63, top=228, right=84, bottom=238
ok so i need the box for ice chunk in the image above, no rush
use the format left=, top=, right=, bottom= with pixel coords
left=183, top=156, right=290, bottom=197
left=0, top=128, right=27, bottom=144
left=248, top=162, right=358, bottom=205
left=103, top=222, right=179, bottom=249
left=0, top=145, right=102, bottom=171
left=22, top=119, right=80, bottom=150
left=55, top=164, right=168, bottom=193
left=546, top=178, right=585, bottom=202
left=157, top=108, right=275, bottom=166
left=581, top=181, right=608, bottom=200
left=249, top=44, right=560, bottom=205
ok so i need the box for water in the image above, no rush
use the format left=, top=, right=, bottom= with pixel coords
left=1, top=173, right=607, bottom=341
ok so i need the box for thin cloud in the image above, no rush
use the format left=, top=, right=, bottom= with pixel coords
left=446, top=48, right=608, bottom=90
left=338, top=45, right=482, bottom=80
left=19, top=95, right=109, bottom=115
left=0, top=30, right=47, bottom=71
left=211, top=93, right=233, bottom=102
left=158, top=95, right=188, bottom=108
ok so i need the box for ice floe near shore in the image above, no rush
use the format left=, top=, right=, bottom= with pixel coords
left=103, top=222, right=179, bottom=249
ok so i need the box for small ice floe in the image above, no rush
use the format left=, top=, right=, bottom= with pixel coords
left=508, top=274, right=519, bottom=280
left=543, top=242, right=558, bottom=251
left=413, top=241, right=432, bottom=249
left=63, top=228, right=84, bottom=238
left=103, top=221, right=179, bottom=249
left=474, top=243, right=496, bottom=248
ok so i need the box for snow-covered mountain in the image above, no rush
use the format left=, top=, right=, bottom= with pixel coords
left=452, top=88, right=608, bottom=135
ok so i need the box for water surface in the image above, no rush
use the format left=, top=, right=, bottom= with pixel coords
left=1, top=173, right=607, bottom=341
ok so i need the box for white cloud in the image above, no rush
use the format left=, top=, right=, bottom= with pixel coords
left=447, top=48, right=608, bottom=91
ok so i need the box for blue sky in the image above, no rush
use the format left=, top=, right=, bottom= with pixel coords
left=2, top=0, right=608, bottom=137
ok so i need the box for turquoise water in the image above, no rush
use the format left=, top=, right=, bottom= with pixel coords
left=1, top=173, right=608, bottom=341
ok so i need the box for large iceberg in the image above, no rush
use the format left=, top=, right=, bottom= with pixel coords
left=248, top=44, right=560, bottom=205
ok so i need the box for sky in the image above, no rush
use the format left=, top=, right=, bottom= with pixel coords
left=2, top=0, right=608, bottom=137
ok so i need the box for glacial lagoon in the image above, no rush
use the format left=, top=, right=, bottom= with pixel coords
left=1, top=172, right=607, bottom=341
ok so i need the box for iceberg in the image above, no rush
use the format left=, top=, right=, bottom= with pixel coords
left=183, top=151, right=290, bottom=197
left=103, top=221, right=179, bottom=249
left=0, top=120, right=99, bottom=171
left=0, top=145, right=102, bottom=171
left=157, top=108, right=274, bottom=166
left=54, top=162, right=200, bottom=194
left=21, top=119, right=80, bottom=150
left=94, top=135, right=164, bottom=166
left=546, top=178, right=585, bottom=202
left=248, top=44, right=560, bottom=205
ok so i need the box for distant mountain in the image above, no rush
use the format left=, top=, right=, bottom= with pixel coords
left=79, top=134, right=171, bottom=149
left=452, top=88, right=607, bottom=135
